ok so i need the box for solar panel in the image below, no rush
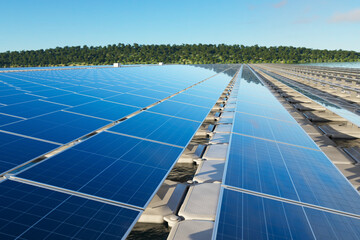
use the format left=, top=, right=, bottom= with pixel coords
left=233, top=112, right=319, bottom=149
left=0, top=180, right=141, bottom=240
left=0, top=100, right=65, bottom=118
left=1, top=111, right=110, bottom=144
left=236, top=100, right=296, bottom=122
left=80, top=89, right=120, bottom=98
left=17, top=132, right=183, bottom=208
left=0, top=114, right=23, bottom=127
left=214, top=188, right=360, bottom=240
left=46, top=93, right=98, bottom=107
left=149, top=100, right=210, bottom=122
left=170, top=93, right=217, bottom=108
left=31, top=88, right=72, bottom=98
left=129, top=88, right=173, bottom=100
left=105, top=93, right=159, bottom=108
left=0, top=132, right=58, bottom=174
left=0, top=93, right=40, bottom=105
left=224, top=134, right=360, bottom=215
left=101, top=84, right=139, bottom=93
left=66, top=100, right=140, bottom=121
left=108, top=111, right=201, bottom=147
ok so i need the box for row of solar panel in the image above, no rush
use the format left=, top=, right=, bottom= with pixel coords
left=0, top=66, right=233, bottom=175
left=10, top=69, right=233, bottom=208
left=0, top=65, right=236, bottom=239
left=215, top=188, right=360, bottom=240
left=213, top=65, right=360, bottom=239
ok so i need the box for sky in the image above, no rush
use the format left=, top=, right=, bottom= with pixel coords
left=0, top=0, right=360, bottom=52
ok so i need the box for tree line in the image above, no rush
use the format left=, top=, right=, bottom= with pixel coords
left=0, top=44, right=359, bottom=68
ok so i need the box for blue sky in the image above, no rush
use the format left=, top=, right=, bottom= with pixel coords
left=0, top=0, right=359, bottom=52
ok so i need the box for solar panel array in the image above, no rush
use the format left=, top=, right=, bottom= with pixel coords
left=213, top=66, right=360, bottom=239
left=0, top=65, right=236, bottom=239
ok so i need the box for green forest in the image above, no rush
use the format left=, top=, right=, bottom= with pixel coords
left=1, top=44, right=359, bottom=68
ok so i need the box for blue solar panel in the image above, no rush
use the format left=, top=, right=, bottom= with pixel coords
left=233, top=112, right=319, bottom=149
left=101, top=85, right=139, bottom=93
left=60, top=85, right=95, bottom=93
left=143, top=84, right=180, bottom=93
left=0, top=93, right=40, bottom=105
left=105, top=93, right=158, bottom=108
left=0, top=180, right=141, bottom=239
left=0, top=114, right=23, bottom=127
left=0, top=89, right=28, bottom=97
left=31, top=88, right=72, bottom=98
left=0, top=100, right=65, bottom=118
left=108, top=111, right=201, bottom=147
left=129, top=89, right=172, bottom=100
left=80, top=89, right=120, bottom=98
left=66, top=100, right=140, bottom=121
left=215, top=188, right=360, bottom=240
left=149, top=100, right=210, bottom=122
left=0, top=132, right=58, bottom=174
left=46, top=93, right=98, bottom=106
left=1, top=111, right=110, bottom=144
left=18, top=132, right=183, bottom=208
left=170, top=93, right=217, bottom=108
left=225, top=134, right=360, bottom=215
left=236, top=100, right=296, bottom=122
left=181, top=88, right=219, bottom=99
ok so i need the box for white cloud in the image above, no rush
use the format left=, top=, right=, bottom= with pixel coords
left=329, top=9, right=360, bottom=23
left=273, top=0, right=288, bottom=8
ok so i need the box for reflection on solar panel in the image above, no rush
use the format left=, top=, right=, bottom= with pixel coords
left=105, top=93, right=158, bottom=108
left=213, top=65, right=360, bottom=240
left=215, top=188, right=360, bottom=240
left=236, top=100, right=296, bottom=122
left=233, top=112, right=318, bottom=149
left=0, top=180, right=141, bottom=240
left=225, top=134, right=360, bottom=215
left=149, top=100, right=210, bottom=122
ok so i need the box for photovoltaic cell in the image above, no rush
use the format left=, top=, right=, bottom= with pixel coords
left=66, top=100, right=140, bottom=121
left=149, top=100, right=210, bottom=122
left=0, top=93, right=40, bottom=105
left=80, top=89, right=120, bottom=98
left=0, top=180, right=141, bottom=240
left=0, top=100, right=65, bottom=118
left=1, top=111, right=110, bottom=144
left=215, top=188, right=360, bottom=240
left=233, top=112, right=319, bottom=149
left=129, top=89, right=172, bottom=100
left=0, top=114, right=23, bottom=127
left=105, top=93, right=158, bottom=108
left=18, top=132, right=183, bottom=208
left=0, top=132, right=58, bottom=174
left=101, top=85, right=138, bottom=93
left=225, top=133, right=360, bottom=215
left=170, top=93, right=217, bottom=108
left=31, top=88, right=72, bottom=98
left=108, top=111, right=201, bottom=147
left=236, top=100, right=296, bottom=122
left=46, top=93, right=98, bottom=107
